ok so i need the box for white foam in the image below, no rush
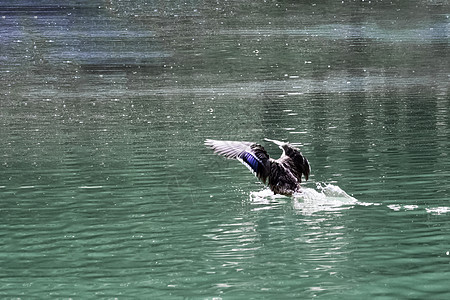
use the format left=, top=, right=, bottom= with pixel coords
left=387, top=204, right=419, bottom=211
left=249, top=183, right=377, bottom=215
left=250, top=189, right=286, bottom=207
left=293, top=183, right=360, bottom=215
left=425, top=207, right=450, bottom=215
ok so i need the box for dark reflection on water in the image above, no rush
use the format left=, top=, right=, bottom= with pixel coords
left=1, top=0, right=449, bottom=298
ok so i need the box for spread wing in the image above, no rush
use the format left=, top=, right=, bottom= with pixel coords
left=205, top=139, right=271, bottom=183
left=265, top=138, right=310, bottom=181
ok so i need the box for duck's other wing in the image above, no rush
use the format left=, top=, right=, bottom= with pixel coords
left=281, top=144, right=310, bottom=181
left=205, top=139, right=271, bottom=183
left=263, top=138, right=310, bottom=181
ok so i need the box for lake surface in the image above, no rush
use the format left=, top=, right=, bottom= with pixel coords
left=1, top=0, right=449, bottom=298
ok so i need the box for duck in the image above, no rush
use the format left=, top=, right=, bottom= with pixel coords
left=205, top=138, right=310, bottom=196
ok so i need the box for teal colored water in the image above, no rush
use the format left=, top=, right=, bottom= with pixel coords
left=1, top=1, right=449, bottom=298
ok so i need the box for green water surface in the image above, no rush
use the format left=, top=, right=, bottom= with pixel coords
left=1, top=0, right=449, bottom=298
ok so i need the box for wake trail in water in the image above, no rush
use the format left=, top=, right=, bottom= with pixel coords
left=250, top=183, right=450, bottom=216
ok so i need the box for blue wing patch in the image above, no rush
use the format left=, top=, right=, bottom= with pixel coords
left=238, top=151, right=259, bottom=174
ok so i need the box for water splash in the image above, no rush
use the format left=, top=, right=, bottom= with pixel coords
left=250, top=183, right=377, bottom=215
left=292, top=183, right=361, bottom=215
left=249, top=188, right=286, bottom=210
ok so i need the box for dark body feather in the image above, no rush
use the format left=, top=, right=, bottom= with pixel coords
left=205, top=139, right=310, bottom=196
